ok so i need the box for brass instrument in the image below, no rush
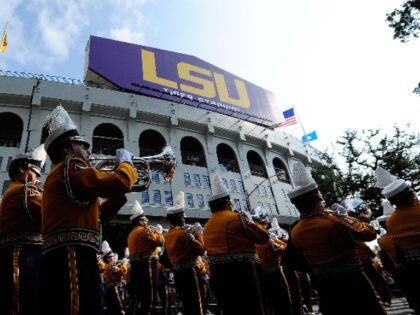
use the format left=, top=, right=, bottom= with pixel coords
left=89, top=146, right=177, bottom=192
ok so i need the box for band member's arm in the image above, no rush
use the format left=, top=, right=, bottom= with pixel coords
left=186, top=232, right=206, bottom=256
left=237, top=211, right=269, bottom=244
left=147, top=229, right=165, bottom=247
left=68, top=157, right=139, bottom=197
left=272, top=238, right=287, bottom=256
left=328, top=214, right=377, bottom=242
left=113, top=263, right=128, bottom=277
left=24, top=183, right=43, bottom=223
left=245, top=222, right=270, bottom=244
left=100, top=195, right=128, bottom=224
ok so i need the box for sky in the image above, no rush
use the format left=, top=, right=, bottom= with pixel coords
left=0, top=0, right=419, bottom=152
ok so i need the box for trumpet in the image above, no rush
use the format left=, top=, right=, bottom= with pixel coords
left=89, top=146, right=177, bottom=192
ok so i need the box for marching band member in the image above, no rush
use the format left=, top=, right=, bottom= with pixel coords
left=100, top=241, right=128, bottom=315
left=127, top=200, right=164, bottom=315
left=203, top=175, right=269, bottom=315
left=40, top=105, right=138, bottom=315
left=163, top=191, right=206, bottom=315
left=376, top=166, right=420, bottom=314
left=254, top=210, right=292, bottom=315
left=283, top=163, right=386, bottom=315
left=332, top=202, right=385, bottom=303
left=0, top=145, right=46, bottom=315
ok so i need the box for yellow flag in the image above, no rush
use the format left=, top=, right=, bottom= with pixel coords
left=0, top=31, right=7, bottom=53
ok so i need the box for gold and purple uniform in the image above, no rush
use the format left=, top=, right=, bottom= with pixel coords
left=127, top=225, right=164, bottom=315
left=204, top=210, right=269, bottom=315
left=40, top=156, right=138, bottom=315
left=386, top=203, right=420, bottom=312
left=0, top=181, right=43, bottom=315
left=256, top=236, right=291, bottom=315
left=100, top=260, right=128, bottom=315
left=286, top=212, right=387, bottom=315
left=165, top=226, right=206, bottom=315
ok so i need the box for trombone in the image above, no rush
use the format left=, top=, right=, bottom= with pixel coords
left=89, top=146, right=177, bottom=192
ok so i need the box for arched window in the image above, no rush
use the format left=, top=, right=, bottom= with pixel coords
left=139, top=130, right=166, bottom=157
left=216, top=143, right=240, bottom=173
left=247, top=150, right=267, bottom=178
left=0, top=112, right=23, bottom=148
left=180, top=137, right=207, bottom=167
left=92, top=123, right=124, bottom=155
left=273, top=158, right=291, bottom=184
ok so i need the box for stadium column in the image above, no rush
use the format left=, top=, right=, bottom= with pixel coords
left=127, top=96, right=138, bottom=154
left=26, top=79, right=42, bottom=151
left=168, top=124, right=185, bottom=203
left=80, top=98, right=92, bottom=143
left=263, top=145, right=283, bottom=213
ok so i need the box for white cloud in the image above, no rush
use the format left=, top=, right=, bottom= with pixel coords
left=109, top=26, right=145, bottom=45
left=0, top=0, right=149, bottom=72
left=35, top=1, right=90, bottom=60
left=102, top=0, right=148, bottom=45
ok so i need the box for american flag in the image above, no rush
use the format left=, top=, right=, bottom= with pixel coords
left=272, top=108, right=297, bottom=128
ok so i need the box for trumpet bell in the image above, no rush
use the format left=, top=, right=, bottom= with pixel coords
left=89, top=146, right=177, bottom=192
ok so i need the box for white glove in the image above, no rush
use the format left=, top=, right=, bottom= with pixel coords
left=193, top=223, right=204, bottom=234
left=116, top=149, right=134, bottom=166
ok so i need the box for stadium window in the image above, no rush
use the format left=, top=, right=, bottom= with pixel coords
left=229, top=179, right=237, bottom=193
left=273, top=157, right=291, bottom=184
left=153, top=190, right=161, bottom=204
left=238, top=181, right=245, bottom=193
left=242, top=199, right=249, bottom=212
left=203, top=175, right=210, bottom=188
left=234, top=199, right=241, bottom=211
left=139, top=129, right=166, bottom=157
left=0, top=113, right=23, bottom=148
left=261, top=186, right=267, bottom=197
left=193, top=174, right=201, bottom=188
left=180, top=136, right=207, bottom=167
left=186, top=193, right=194, bottom=208
left=151, top=170, right=160, bottom=183
left=184, top=173, right=191, bottom=187
left=216, top=143, right=240, bottom=173
left=197, top=194, right=204, bottom=208
left=222, top=178, right=228, bottom=190
left=2, top=180, right=11, bottom=195
left=164, top=191, right=173, bottom=205
left=247, top=150, right=268, bottom=178
left=141, top=190, right=149, bottom=204
left=92, top=123, right=124, bottom=156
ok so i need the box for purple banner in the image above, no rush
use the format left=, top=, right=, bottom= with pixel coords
left=86, top=36, right=282, bottom=127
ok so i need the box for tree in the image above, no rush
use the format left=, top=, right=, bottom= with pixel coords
left=386, top=1, right=420, bottom=94
left=386, top=0, right=420, bottom=43
left=311, top=151, right=345, bottom=209
left=312, top=125, right=420, bottom=216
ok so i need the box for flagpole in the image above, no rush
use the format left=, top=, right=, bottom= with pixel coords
left=292, top=105, right=310, bottom=143
left=1, top=22, right=8, bottom=40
